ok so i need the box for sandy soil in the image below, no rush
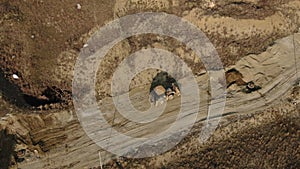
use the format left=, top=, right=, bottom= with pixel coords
left=0, top=0, right=300, bottom=169
left=0, top=33, right=299, bottom=168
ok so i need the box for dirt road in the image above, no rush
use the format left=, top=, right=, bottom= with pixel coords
left=1, top=32, right=298, bottom=169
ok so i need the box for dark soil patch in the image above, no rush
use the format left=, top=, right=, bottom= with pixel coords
left=0, top=0, right=115, bottom=106
left=0, top=129, right=16, bottom=169
left=0, top=69, right=69, bottom=109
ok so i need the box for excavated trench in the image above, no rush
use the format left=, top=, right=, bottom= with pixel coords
left=0, top=69, right=68, bottom=110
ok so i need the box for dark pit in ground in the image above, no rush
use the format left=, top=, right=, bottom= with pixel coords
left=0, top=69, right=66, bottom=109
